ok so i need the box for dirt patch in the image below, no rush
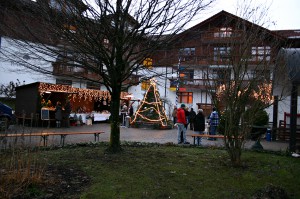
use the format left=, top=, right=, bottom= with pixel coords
left=252, top=184, right=290, bottom=199
left=13, top=164, right=91, bottom=199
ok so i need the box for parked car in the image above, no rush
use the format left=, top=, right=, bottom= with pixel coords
left=0, top=102, right=14, bottom=129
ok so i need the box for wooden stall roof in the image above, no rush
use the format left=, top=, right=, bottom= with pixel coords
left=16, top=82, right=131, bottom=102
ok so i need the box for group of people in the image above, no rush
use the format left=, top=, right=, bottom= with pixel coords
left=172, top=104, right=219, bottom=145
left=55, top=99, right=72, bottom=128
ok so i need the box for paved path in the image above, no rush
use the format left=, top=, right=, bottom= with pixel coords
left=1, top=123, right=289, bottom=152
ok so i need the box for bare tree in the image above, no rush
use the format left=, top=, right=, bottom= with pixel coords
left=0, top=80, right=22, bottom=99
left=0, top=0, right=214, bottom=152
left=203, top=1, right=288, bottom=166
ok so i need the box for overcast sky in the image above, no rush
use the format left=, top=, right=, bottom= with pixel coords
left=198, top=0, right=300, bottom=30
left=34, top=0, right=299, bottom=30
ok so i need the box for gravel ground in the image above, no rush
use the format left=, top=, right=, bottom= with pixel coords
left=1, top=123, right=289, bottom=151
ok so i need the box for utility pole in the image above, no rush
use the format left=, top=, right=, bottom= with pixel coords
left=175, top=57, right=181, bottom=107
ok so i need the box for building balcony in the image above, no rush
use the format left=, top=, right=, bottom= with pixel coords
left=53, top=62, right=102, bottom=80
left=169, top=78, right=269, bottom=92
left=53, top=62, right=140, bottom=85
left=169, top=79, right=212, bottom=91
left=123, top=75, right=140, bottom=86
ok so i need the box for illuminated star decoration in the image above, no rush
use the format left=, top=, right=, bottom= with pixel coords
left=131, top=78, right=170, bottom=128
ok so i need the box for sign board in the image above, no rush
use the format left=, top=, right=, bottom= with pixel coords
left=41, top=109, right=50, bottom=120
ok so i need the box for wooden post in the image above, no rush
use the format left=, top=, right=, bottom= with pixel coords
left=290, top=83, right=297, bottom=152
left=272, top=96, right=278, bottom=140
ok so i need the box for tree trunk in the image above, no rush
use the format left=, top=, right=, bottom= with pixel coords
left=107, top=86, right=122, bottom=153
left=229, top=147, right=242, bottom=167
left=224, top=126, right=243, bottom=167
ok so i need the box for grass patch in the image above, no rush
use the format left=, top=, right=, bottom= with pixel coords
left=2, top=142, right=300, bottom=198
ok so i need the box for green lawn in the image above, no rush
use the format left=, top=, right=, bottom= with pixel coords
left=35, top=143, right=300, bottom=199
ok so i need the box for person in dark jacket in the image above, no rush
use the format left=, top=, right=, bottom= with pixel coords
left=55, top=101, right=62, bottom=128
left=184, top=107, right=190, bottom=129
left=194, top=109, right=205, bottom=145
left=189, top=108, right=196, bottom=130
left=128, top=105, right=134, bottom=117
left=64, top=99, right=72, bottom=127
left=172, top=106, right=177, bottom=125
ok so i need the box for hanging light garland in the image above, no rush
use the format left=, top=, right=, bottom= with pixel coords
left=38, top=82, right=129, bottom=102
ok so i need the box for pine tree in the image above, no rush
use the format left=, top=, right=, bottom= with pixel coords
left=131, top=79, right=172, bottom=129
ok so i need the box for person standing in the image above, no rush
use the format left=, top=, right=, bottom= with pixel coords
left=208, top=107, right=219, bottom=140
left=176, top=104, right=189, bottom=144
left=172, top=106, right=177, bottom=125
left=120, top=103, right=128, bottom=126
left=128, top=105, right=134, bottom=117
left=189, top=108, right=196, bottom=130
left=64, top=99, right=72, bottom=128
left=184, top=106, right=190, bottom=130
left=194, top=109, right=205, bottom=145
left=55, top=101, right=62, bottom=128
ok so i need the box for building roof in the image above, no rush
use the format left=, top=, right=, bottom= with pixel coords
left=273, top=30, right=300, bottom=48
left=174, top=10, right=287, bottom=43
left=273, top=30, right=300, bottom=39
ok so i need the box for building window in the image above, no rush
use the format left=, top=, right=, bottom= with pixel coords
left=214, top=27, right=232, bottom=37
left=143, top=58, right=153, bottom=68
left=179, top=47, right=195, bottom=61
left=178, top=92, right=193, bottom=104
left=212, top=69, right=231, bottom=85
left=214, top=47, right=231, bottom=61
left=141, top=80, right=150, bottom=91
left=49, top=0, right=62, bottom=11
left=86, top=82, right=100, bottom=90
left=56, top=79, right=72, bottom=86
left=104, top=39, right=109, bottom=44
left=251, top=46, right=271, bottom=61
left=66, top=65, right=73, bottom=72
left=104, top=38, right=109, bottom=48
left=179, top=69, right=194, bottom=81
left=179, top=47, right=195, bottom=56
left=251, top=69, right=271, bottom=81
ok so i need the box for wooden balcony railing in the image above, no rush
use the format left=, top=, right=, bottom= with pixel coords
left=53, top=63, right=101, bottom=80
left=53, top=62, right=140, bottom=85
left=169, top=78, right=270, bottom=91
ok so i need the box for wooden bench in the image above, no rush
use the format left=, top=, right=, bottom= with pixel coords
left=190, top=134, right=223, bottom=145
left=0, top=131, right=105, bottom=147
left=190, top=134, right=242, bottom=145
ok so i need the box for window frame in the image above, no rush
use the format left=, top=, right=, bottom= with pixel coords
left=214, top=27, right=233, bottom=38
left=56, top=79, right=72, bottom=86
left=213, top=46, right=231, bottom=61
left=251, top=46, right=271, bottom=61
left=86, top=82, right=101, bottom=90
left=177, top=92, right=193, bottom=104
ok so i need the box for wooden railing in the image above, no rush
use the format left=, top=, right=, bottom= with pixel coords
left=276, top=120, right=300, bottom=141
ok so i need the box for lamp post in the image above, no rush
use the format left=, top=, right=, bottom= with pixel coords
left=176, top=57, right=181, bottom=107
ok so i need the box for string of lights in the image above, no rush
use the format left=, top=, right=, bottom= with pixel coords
left=38, top=82, right=129, bottom=102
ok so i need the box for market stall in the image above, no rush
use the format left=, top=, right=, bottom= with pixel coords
left=15, top=82, right=130, bottom=127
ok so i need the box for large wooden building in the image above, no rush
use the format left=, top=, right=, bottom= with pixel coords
left=1, top=0, right=300, bottom=143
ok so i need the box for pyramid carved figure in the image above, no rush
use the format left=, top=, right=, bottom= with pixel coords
left=130, top=79, right=171, bottom=129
